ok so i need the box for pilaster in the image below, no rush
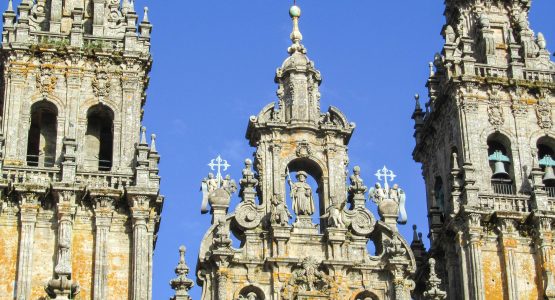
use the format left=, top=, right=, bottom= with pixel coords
left=91, top=193, right=118, bottom=300
left=15, top=190, right=43, bottom=300
left=464, top=212, right=485, bottom=300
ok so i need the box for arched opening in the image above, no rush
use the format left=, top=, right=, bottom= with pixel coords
left=434, top=176, right=445, bottom=212
left=354, top=290, right=378, bottom=300
left=84, top=104, right=114, bottom=171
left=284, top=158, right=324, bottom=229
left=487, top=133, right=515, bottom=195
left=537, top=137, right=555, bottom=197
left=26, top=101, right=58, bottom=167
left=237, top=286, right=265, bottom=300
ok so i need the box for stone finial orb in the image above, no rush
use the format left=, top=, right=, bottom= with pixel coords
left=289, top=5, right=301, bottom=18
left=209, top=188, right=231, bottom=207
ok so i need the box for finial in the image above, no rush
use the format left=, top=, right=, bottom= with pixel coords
left=452, top=152, right=459, bottom=170
left=179, top=245, right=186, bottom=263
left=150, top=134, right=157, bottom=152
left=288, top=4, right=306, bottom=54
left=129, top=0, right=135, bottom=12
left=414, top=94, right=421, bottom=110
left=140, top=126, right=147, bottom=145
left=7, top=0, right=13, bottom=11
left=142, top=7, right=149, bottom=23
left=412, top=225, right=419, bottom=242
left=170, top=245, right=194, bottom=298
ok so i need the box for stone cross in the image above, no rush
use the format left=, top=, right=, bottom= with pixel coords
left=208, top=155, right=230, bottom=186
left=375, top=166, right=396, bottom=189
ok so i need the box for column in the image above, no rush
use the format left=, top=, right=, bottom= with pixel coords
left=46, top=190, right=79, bottom=299
left=15, top=192, right=41, bottom=300
left=498, top=218, right=519, bottom=300
left=92, top=197, right=113, bottom=300
left=533, top=216, right=555, bottom=299
left=130, top=195, right=150, bottom=300
left=465, top=213, right=485, bottom=300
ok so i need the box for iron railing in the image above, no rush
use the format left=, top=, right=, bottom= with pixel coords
left=491, top=181, right=516, bottom=195
left=26, top=155, right=56, bottom=167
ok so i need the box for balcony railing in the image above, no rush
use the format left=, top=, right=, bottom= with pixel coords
left=546, top=186, right=555, bottom=198
left=475, top=65, right=508, bottom=78
left=83, top=159, right=113, bottom=172
left=491, top=182, right=516, bottom=195
left=479, top=194, right=531, bottom=213
left=26, top=155, right=56, bottom=168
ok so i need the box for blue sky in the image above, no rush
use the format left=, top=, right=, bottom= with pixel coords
left=125, top=1, right=555, bottom=298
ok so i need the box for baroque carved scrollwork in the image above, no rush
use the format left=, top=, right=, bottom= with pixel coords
left=536, top=100, right=553, bottom=129
left=295, top=140, right=312, bottom=158
left=36, top=66, right=58, bottom=98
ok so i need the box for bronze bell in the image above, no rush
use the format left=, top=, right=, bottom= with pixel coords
left=544, top=165, right=555, bottom=182
left=492, top=161, right=510, bottom=179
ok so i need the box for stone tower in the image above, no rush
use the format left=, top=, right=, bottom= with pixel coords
left=412, top=0, right=555, bottom=299
left=194, top=5, right=418, bottom=300
left=0, top=0, right=162, bottom=299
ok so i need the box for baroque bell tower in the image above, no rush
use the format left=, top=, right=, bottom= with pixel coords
left=0, top=0, right=162, bottom=299
left=412, top=0, right=555, bottom=299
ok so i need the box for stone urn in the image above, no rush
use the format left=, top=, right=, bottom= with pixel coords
left=209, top=188, right=231, bottom=223
left=378, top=198, right=399, bottom=227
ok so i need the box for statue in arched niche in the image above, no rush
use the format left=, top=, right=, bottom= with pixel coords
left=288, top=171, right=315, bottom=216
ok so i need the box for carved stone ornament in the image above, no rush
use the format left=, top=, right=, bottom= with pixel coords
left=536, top=101, right=553, bottom=129
left=92, top=71, right=111, bottom=99
left=487, top=100, right=504, bottom=128
left=295, top=141, right=312, bottom=158
left=281, top=257, right=333, bottom=299
left=234, top=202, right=261, bottom=230
left=349, top=208, right=376, bottom=236
left=36, top=67, right=58, bottom=98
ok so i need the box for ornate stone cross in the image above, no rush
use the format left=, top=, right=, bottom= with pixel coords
left=208, top=155, right=230, bottom=186
left=375, top=166, right=396, bottom=189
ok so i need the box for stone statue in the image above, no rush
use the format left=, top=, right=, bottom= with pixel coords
left=390, top=184, right=407, bottom=224
left=369, top=183, right=386, bottom=204
left=240, top=159, right=258, bottom=187
left=290, top=171, right=315, bottom=216
left=444, top=25, right=456, bottom=44
left=222, top=175, right=238, bottom=194
left=206, top=173, right=218, bottom=193
left=349, top=166, right=368, bottom=193
left=322, top=198, right=345, bottom=228
left=270, top=195, right=292, bottom=226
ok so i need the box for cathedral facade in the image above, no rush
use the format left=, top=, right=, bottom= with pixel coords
left=0, top=0, right=554, bottom=300
left=0, top=0, right=162, bottom=299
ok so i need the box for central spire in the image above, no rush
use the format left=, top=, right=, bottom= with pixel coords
left=288, top=5, right=306, bottom=55
left=274, top=3, right=322, bottom=124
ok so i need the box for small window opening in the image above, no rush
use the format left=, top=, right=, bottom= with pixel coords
left=488, top=139, right=515, bottom=195
left=538, top=139, right=555, bottom=197
left=84, top=105, right=113, bottom=171
left=26, top=101, right=57, bottom=167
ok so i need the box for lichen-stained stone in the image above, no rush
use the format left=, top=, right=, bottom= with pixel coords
left=72, top=228, right=95, bottom=300
left=411, top=0, right=555, bottom=299
left=0, top=224, right=19, bottom=298
left=0, top=0, right=162, bottom=299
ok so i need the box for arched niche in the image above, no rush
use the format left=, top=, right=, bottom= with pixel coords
left=537, top=136, right=555, bottom=192
left=234, top=285, right=265, bottom=300
left=351, top=290, right=379, bottom=300
left=84, top=104, right=114, bottom=171
left=487, top=132, right=515, bottom=195
left=284, top=157, right=326, bottom=227
left=26, top=100, right=58, bottom=167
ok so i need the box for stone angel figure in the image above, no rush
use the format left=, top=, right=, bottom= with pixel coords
left=369, top=183, right=387, bottom=204
left=200, top=173, right=218, bottom=214
left=389, top=184, right=407, bottom=224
